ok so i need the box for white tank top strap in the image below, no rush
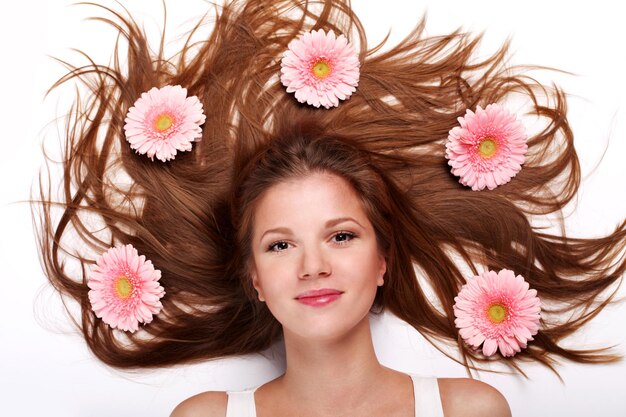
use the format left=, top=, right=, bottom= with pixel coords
left=225, top=388, right=257, bottom=417
left=409, top=374, right=445, bottom=417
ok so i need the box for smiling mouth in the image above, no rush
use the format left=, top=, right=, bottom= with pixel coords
left=295, top=289, right=343, bottom=307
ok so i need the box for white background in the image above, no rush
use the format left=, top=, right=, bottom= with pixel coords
left=1, top=1, right=625, bottom=416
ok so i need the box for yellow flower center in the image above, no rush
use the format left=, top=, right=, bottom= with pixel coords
left=487, top=303, right=507, bottom=323
left=478, top=137, right=498, bottom=158
left=155, top=114, right=174, bottom=132
left=311, top=59, right=332, bottom=79
left=114, top=276, right=134, bottom=299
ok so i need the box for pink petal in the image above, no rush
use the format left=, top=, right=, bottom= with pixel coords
left=280, top=29, right=360, bottom=109
left=123, top=85, right=205, bottom=162
left=445, top=104, right=528, bottom=191
left=87, top=244, right=165, bottom=332
left=454, top=269, right=541, bottom=357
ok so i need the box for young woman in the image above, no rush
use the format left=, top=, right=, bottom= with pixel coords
left=169, top=133, right=513, bottom=416
left=34, top=0, right=625, bottom=415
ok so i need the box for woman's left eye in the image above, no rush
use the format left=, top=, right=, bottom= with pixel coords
left=332, top=231, right=355, bottom=244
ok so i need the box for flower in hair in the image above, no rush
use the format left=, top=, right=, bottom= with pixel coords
left=124, top=85, right=206, bottom=162
left=280, top=29, right=360, bottom=109
left=88, top=244, right=165, bottom=332
left=453, top=269, right=541, bottom=357
left=445, top=104, right=527, bottom=190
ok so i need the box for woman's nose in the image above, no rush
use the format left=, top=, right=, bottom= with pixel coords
left=298, top=246, right=331, bottom=279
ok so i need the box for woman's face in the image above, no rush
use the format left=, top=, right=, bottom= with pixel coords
left=249, top=172, right=386, bottom=342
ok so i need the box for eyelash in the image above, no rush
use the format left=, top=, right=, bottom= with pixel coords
left=266, top=231, right=357, bottom=252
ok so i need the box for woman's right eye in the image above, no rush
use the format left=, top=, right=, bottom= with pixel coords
left=268, top=241, right=290, bottom=252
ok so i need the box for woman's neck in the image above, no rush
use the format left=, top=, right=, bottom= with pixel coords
left=255, top=315, right=414, bottom=416
left=276, top=315, right=392, bottom=410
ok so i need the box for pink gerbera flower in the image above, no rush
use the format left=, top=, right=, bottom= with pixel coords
left=280, top=29, right=360, bottom=109
left=124, top=85, right=206, bottom=162
left=445, top=104, right=527, bottom=190
left=88, top=244, right=165, bottom=332
left=453, top=269, right=541, bottom=357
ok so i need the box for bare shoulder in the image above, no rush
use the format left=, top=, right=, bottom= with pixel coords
left=438, top=378, right=511, bottom=417
left=170, top=391, right=228, bottom=417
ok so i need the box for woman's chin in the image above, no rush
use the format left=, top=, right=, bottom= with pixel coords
left=281, top=313, right=372, bottom=345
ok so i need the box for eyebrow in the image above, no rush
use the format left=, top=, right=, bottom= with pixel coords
left=259, top=217, right=364, bottom=241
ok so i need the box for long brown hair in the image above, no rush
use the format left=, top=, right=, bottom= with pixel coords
left=35, top=0, right=625, bottom=373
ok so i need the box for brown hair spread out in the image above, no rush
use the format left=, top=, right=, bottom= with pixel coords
left=34, top=0, right=625, bottom=374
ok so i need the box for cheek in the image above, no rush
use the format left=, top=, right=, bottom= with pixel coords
left=252, top=256, right=293, bottom=296
left=340, top=246, right=384, bottom=279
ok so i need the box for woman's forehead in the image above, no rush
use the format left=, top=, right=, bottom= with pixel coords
left=252, top=173, right=370, bottom=234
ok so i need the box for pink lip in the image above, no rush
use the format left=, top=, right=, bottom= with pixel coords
left=295, top=288, right=343, bottom=307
